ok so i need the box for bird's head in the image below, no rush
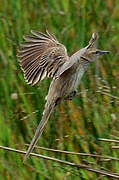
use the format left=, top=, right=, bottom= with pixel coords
left=81, top=33, right=109, bottom=62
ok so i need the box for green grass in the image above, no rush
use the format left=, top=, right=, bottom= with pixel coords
left=0, top=0, right=119, bottom=179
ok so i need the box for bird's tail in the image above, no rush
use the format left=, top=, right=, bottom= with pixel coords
left=23, top=102, right=55, bottom=163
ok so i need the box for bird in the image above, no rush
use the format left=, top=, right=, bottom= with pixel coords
left=18, top=30, right=109, bottom=163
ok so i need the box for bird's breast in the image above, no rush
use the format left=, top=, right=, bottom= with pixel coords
left=68, top=65, right=85, bottom=92
left=46, top=64, right=85, bottom=103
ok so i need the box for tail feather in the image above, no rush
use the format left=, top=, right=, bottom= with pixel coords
left=23, top=103, right=55, bottom=163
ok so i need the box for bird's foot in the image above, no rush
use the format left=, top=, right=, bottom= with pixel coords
left=65, top=90, right=78, bottom=100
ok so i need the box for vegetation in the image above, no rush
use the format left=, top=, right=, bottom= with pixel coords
left=0, top=0, right=119, bottom=179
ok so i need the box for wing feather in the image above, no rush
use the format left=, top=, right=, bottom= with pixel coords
left=18, top=30, right=68, bottom=85
left=55, top=47, right=87, bottom=78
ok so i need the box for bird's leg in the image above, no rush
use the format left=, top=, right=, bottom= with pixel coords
left=55, top=97, right=62, bottom=106
left=64, top=90, right=78, bottom=100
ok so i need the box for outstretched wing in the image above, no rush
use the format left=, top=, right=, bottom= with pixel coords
left=18, top=30, right=69, bottom=86
left=55, top=33, right=98, bottom=78
left=55, top=47, right=87, bottom=78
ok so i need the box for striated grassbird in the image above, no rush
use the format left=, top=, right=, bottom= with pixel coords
left=18, top=30, right=109, bottom=162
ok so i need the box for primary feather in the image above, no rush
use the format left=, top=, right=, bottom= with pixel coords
left=18, top=30, right=68, bottom=85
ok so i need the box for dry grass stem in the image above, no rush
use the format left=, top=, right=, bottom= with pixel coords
left=0, top=145, right=119, bottom=179
left=98, top=138, right=119, bottom=143
left=25, top=144, right=119, bottom=161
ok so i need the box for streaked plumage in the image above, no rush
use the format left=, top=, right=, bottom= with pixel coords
left=18, top=30, right=109, bottom=162
left=18, top=30, right=68, bottom=86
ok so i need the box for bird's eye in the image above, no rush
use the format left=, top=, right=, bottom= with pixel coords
left=95, top=50, right=99, bottom=54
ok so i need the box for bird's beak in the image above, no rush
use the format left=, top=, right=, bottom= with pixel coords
left=98, top=50, right=110, bottom=56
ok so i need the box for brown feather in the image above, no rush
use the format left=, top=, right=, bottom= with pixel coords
left=18, top=30, right=69, bottom=85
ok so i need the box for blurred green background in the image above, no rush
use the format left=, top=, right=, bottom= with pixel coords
left=0, top=0, right=119, bottom=179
